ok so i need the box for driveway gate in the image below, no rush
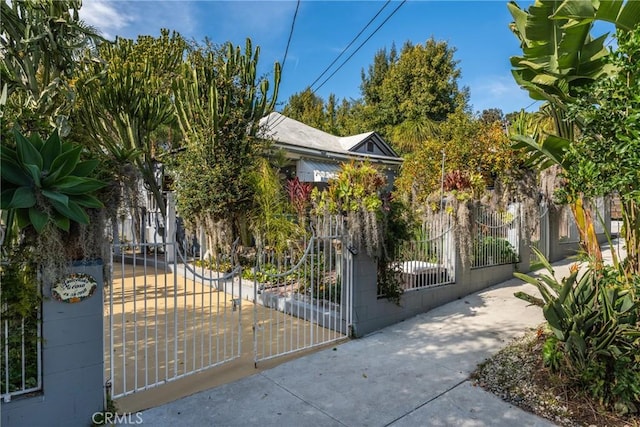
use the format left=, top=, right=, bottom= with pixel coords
left=252, top=216, right=352, bottom=364
left=105, top=241, right=243, bottom=399
left=105, top=215, right=352, bottom=400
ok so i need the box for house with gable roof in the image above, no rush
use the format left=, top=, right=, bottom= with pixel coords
left=259, top=112, right=402, bottom=186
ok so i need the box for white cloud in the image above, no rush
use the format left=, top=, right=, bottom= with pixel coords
left=469, top=75, right=536, bottom=114
left=80, top=1, right=133, bottom=40
left=80, top=1, right=198, bottom=41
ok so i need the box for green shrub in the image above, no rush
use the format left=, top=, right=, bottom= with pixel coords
left=473, top=236, right=518, bottom=265
left=516, top=250, right=640, bottom=414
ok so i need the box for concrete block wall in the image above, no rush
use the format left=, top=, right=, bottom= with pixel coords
left=349, top=246, right=525, bottom=338
left=547, top=200, right=611, bottom=263
left=1, top=260, right=105, bottom=427
left=349, top=200, right=612, bottom=338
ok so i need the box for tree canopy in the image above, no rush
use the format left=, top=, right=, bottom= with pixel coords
left=74, top=29, right=187, bottom=213
left=0, top=0, right=103, bottom=135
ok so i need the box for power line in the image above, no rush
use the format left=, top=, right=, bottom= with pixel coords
left=266, top=0, right=300, bottom=130
left=308, top=0, right=391, bottom=91
left=312, top=0, right=407, bottom=95
left=524, top=100, right=540, bottom=111
left=281, top=0, right=300, bottom=72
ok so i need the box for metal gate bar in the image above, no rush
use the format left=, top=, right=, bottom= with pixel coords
left=106, top=243, right=242, bottom=399
left=253, top=215, right=351, bottom=364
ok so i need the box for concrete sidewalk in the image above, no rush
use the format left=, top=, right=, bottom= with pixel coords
left=138, top=247, right=615, bottom=427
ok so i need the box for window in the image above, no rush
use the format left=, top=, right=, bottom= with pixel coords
left=367, top=141, right=374, bottom=152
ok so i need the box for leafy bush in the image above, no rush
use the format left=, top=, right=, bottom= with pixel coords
left=473, top=236, right=518, bottom=266
left=516, top=250, right=640, bottom=414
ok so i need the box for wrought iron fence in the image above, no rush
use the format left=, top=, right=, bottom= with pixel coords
left=394, top=215, right=456, bottom=293
left=472, top=205, right=520, bottom=268
left=1, top=310, right=42, bottom=402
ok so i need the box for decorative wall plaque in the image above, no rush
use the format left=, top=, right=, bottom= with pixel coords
left=52, top=272, right=98, bottom=303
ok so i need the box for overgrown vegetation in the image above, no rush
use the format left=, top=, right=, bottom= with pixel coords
left=472, top=327, right=640, bottom=427
left=505, top=0, right=640, bottom=419
left=311, top=161, right=412, bottom=303
left=172, top=38, right=281, bottom=253
left=516, top=250, right=640, bottom=415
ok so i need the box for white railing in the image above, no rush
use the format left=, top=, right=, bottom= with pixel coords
left=472, top=205, right=520, bottom=268
left=253, top=215, right=350, bottom=363
left=394, top=215, right=456, bottom=293
left=1, top=313, right=42, bottom=402
left=106, top=240, right=243, bottom=400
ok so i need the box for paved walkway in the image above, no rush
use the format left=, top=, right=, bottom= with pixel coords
left=138, top=243, right=621, bottom=427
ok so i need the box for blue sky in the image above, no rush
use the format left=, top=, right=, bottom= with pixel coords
left=80, top=1, right=572, bottom=115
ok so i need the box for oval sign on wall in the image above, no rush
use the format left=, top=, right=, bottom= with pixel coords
left=52, top=272, right=98, bottom=303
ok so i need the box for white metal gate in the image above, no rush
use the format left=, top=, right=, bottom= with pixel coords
left=106, top=210, right=352, bottom=399
left=105, top=240, right=243, bottom=399
left=252, top=216, right=352, bottom=364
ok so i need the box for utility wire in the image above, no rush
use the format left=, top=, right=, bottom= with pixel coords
left=281, top=0, right=301, bottom=72
left=309, top=0, right=391, bottom=91
left=270, top=0, right=402, bottom=132
left=266, top=0, right=300, bottom=131
left=524, top=100, right=540, bottom=111
left=312, top=0, right=407, bottom=95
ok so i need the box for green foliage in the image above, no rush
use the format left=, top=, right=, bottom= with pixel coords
left=562, top=26, right=640, bottom=275
left=377, top=195, right=413, bottom=303
left=0, top=246, right=40, bottom=396
left=359, top=39, right=468, bottom=145
left=75, top=29, right=186, bottom=215
left=311, top=162, right=412, bottom=304
left=0, top=0, right=103, bottom=134
left=282, top=88, right=327, bottom=131
left=515, top=249, right=640, bottom=414
left=311, top=160, right=384, bottom=217
left=249, top=159, right=303, bottom=254
left=394, top=110, right=519, bottom=210
left=473, top=236, right=518, bottom=266
left=0, top=247, right=39, bottom=319
left=541, top=334, right=562, bottom=372
left=506, top=0, right=640, bottom=264
left=172, top=38, right=281, bottom=248
left=0, top=128, right=105, bottom=235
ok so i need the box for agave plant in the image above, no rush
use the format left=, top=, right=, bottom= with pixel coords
left=1, top=128, right=106, bottom=238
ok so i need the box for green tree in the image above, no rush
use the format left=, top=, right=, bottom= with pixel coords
left=359, top=39, right=468, bottom=150
left=249, top=158, right=302, bottom=254
left=564, top=26, right=640, bottom=275
left=394, top=109, right=518, bottom=210
left=74, top=29, right=186, bottom=216
left=479, top=108, right=505, bottom=125
left=172, top=38, right=281, bottom=252
left=282, top=87, right=326, bottom=130
left=507, top=0, right=640, bottom=263
left=360, top=44, right=397, bottom=105
left=0, top=0, right=103, bottom=135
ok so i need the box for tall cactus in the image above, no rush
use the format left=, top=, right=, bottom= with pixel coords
left=174, top=38, right=280, bottom=149
left=172, top=38, right=281, bottom=250
left=75, top=30, right=186, bottom=216
left=1, top=0, right=103, bottom=134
